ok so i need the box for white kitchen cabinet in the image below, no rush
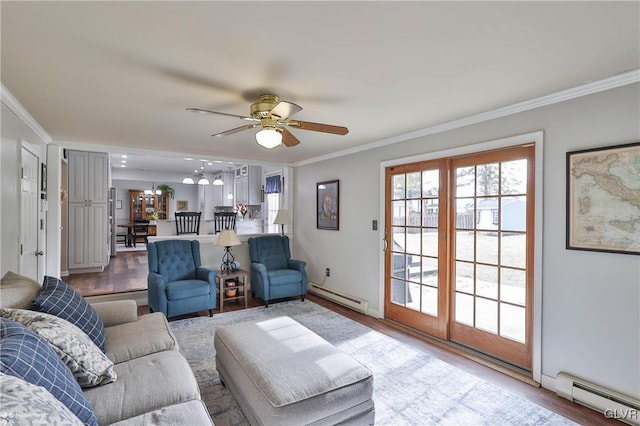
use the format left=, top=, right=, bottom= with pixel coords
left=68, top=150, right=109, bottom=272
left=234, top=165, right=262, bottom=206
left=68, top=203, right=108, bottom=270
left=198, top=172, right=235, bottom=220
left=211, top=172, right=235, bottom=207
left=68, top=151, right=108, bottom=204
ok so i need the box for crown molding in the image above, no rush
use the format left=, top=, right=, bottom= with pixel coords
left=1, top=83, right=52, bottom=144
left=294, top=68, right=640, bottom=167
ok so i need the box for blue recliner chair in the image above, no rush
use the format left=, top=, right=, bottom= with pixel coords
left=248, top=236, right=307, bottom=307
left=147, top=240, right=216, bottom=318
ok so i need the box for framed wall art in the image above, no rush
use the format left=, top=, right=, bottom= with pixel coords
left=317, top=180, right=339, bottom=230
left=566, top=141, right=640, bottom=255
left=176, top=200, right=189, bottom=211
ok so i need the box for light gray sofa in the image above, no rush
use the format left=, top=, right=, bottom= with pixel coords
left=0, top=273, right=214, bottom=425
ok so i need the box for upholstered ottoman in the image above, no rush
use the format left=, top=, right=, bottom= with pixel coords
left=214, top=316, right=375, bottom=425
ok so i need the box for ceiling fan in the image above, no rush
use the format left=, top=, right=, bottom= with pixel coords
left=187, top=94, right=348, bottom=149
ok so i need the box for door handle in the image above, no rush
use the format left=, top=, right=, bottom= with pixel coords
left=35, top=251, right=44, bottom=256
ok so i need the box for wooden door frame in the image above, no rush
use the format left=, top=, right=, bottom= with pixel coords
left=378, top=131, right=544, bottom=382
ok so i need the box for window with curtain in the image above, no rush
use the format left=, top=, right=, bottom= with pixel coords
left=265, top=175, right=282, bottom=234
left=265, top=175, right=281, bottom=194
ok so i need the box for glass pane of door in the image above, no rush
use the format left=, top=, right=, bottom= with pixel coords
left=450, top=146, right=534, bottom=369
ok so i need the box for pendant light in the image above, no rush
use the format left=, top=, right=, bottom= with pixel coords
left=197, top=161, right=209, bottom=185
left=144, top=183, right=162, bottom=195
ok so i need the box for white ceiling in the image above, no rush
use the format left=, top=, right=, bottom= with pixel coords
left=2, top=1, right=638, bottom=176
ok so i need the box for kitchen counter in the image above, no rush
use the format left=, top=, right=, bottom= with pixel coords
left=154, top=219, right=265, bottom=237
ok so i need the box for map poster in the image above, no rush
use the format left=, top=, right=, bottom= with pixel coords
left=566, top=141, right=640, bottom=255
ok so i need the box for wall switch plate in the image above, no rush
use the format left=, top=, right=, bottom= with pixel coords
left=326, top=268, right=330, bottom=277
left=372, top=220, right=378, bottom=230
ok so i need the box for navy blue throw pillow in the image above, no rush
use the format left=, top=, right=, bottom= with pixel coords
left=0, top=318, right=98, bottom=425
left=31, top=276, right=106, bottom=352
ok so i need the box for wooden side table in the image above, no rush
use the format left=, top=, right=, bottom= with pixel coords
left=215, top=269, right=249, bottom=312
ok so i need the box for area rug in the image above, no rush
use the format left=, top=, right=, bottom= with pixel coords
left=170, top=301, right=576, bottom=426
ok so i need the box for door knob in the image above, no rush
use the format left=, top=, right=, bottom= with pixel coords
left=35, top=251, right=44, bottom=256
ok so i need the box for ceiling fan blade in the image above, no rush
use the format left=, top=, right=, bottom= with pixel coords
left=186, top=107, right=257, bottom=122
left=211, top=124, right=258, bottom=137
left=286, top=120, right=349, bottom=135
left=281, top=128, right=301, bottom=147
left=270, top=100, right=302, bottom=120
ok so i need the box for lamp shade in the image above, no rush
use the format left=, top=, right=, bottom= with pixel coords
left=182, top=176, right=195, bottom=184
left=216, top=229, right=241, bottom=247
left=212, top=177, right=224, bottom=186
left=273, top=210, right=290, bottom=225
left=255, top=128, right=282, bottom=149
left=197, top=176, right=210, bottom=185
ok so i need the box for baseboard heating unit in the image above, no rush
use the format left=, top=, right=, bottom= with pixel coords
left=556, top=372, right=640, bottom=425
left=308, top=282, right=369, bottom=315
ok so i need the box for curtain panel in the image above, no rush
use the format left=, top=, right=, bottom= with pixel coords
left=265, top=175, right=281, bottom=194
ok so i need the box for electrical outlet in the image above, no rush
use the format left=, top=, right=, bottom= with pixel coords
left=326, top=268, right=330, bottom=277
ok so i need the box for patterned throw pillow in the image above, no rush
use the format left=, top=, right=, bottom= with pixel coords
left=31, top=276, right=106, bottom=352
left=0, top=373, right=83, bottom=425
left=0, top=308, right=117, bottom=388
left=0, top=318, right=97, bottom=425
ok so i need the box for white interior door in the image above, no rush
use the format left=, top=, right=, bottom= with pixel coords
left=20, top=147, right=41, bottom=280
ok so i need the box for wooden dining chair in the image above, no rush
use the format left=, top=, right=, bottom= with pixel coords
left=132, top=219, right=150, bottom=247
left=175, top=212, right=201, bottom=235
left=214, top=212, right=236, bottom=234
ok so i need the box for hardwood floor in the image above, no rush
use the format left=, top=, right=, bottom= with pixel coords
left=66, top=251, right=148, bottom=297
left=66, top=252, right=614, bottom=425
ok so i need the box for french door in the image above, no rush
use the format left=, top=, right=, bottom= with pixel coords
left=384, top=144, right=534, bottom=369
left=385, top=159, right=449, bottom=339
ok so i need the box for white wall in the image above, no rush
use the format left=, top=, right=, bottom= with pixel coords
left=293, top=83, right=640, bottom=398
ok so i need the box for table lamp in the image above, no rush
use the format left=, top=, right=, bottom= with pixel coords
left=216, top=229, right=241, bottom=274
left=273, top=210, right=289, bottom=237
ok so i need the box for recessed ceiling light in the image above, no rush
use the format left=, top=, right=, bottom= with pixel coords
left=121, top=160, right=126, bottom=163
left=120, top=164, right=125, bottom=168
left=121, top=155, right=127, bottom=158
left=184, top=157, right=193, bottom=161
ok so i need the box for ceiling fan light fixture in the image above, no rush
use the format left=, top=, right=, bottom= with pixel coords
left=255, top=128, right=282, bottom=149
